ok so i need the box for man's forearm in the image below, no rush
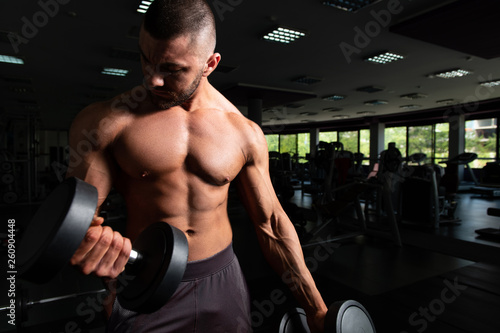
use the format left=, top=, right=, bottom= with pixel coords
left=255, top=213, right=328, bottom=317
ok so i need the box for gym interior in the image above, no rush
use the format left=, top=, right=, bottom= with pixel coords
left=1, top=0, right=500, bottom=332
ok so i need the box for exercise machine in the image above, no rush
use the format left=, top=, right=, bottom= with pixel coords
left=440, top=152, right=500, bottom=197
left=400, top=163, right=459, bottom=228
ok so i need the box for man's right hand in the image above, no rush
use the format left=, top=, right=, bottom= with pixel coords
left=70, top=215, right=132, bottom=279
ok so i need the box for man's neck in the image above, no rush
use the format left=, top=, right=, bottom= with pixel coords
left=180, top=78, right=215, bottom=112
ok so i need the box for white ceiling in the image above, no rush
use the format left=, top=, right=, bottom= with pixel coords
left=1, top=0, right=500, bottom=130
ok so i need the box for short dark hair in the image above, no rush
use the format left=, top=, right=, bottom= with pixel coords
left=143, top=0, right=216, bottom=52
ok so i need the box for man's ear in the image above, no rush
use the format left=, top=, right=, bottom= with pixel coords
left=203, top=53, right=221, bottom=77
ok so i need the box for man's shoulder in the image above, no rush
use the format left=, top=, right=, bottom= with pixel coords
left=69, top=92, right=135, bottom=146
left=76, top=91, right=136, bottom=126
left=220, top=101, right=263, bottom=138
left=218, top=105, right=267, bottom=160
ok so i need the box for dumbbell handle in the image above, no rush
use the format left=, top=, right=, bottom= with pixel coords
left=128, top=249, right=142, bottom=265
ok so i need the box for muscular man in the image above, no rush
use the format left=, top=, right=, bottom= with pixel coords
left=67, top=0, right=327, bottom=331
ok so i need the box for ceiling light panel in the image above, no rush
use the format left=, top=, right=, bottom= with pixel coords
left=432, top=68, right=472, bottom=79
left=323, top=94, right=346, bottom=101
left=323, top=107, right=343, bottom=112
left=0, top=55, right=24, bottom=64
left=400, top=104, right=421, bottom=110
left=364, top=100, right=388, bottom=106
left=137, top=1, right=153, bottom=14
left=479, top=79, right=500, bottom=88
left=436, top=99, right=458, bottom=105
left=400, top=93, right=428, bottom=100
left=323, top=0, right=381, bottom=12
left=262, top=27, right=306, bottom=44
left=365, top=52, right=404, bottom=64
left=292, top=76, right=322, bottom=85
left=357, top=85, right=384, bottom=93
left=357, top=111, right=376, bottom=116
left=332, top=115, right=349, bottom=120
left=101, top=68, right=129, bottom=77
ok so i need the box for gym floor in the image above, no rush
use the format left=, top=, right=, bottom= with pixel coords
left=1, top=187, right=499, bottom=333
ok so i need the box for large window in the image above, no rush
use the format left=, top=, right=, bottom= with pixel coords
left=319, top=131, right=337, bottom=143
left=338, top=131, right=358, bottom=153
left=264, top=116, right=499, bottom=173
left=297, top=133, right=310, bottom=162
left=408, top=125, right=433, bottom=160
left=384, top=126, right=407, bottom=156
left=435, top=123, right=449, bottom=161
left=265, top=133, right=310, bottom=163
left=279, top=134, right=297, bottom=156
left=465, top=118, right=498, bottom=168
left=385, top=123, right=450, bottom=164
left=319, top=129, right=370, bottom=164
left=359, top=129, right=370, bottom=160
left=265, top=134, right=279, bottom=152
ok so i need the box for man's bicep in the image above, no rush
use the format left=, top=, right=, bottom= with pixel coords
left=65, top=109, right=114, bottom=206
left=235, top=160, right=279, bottom=227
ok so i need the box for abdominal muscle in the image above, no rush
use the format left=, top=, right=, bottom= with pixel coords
left=116, top=173, right=235, bottom=262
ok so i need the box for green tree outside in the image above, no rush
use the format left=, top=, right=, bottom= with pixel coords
left=338, top=131, right=358, bottom=153
left=297, top=133, right=310, bottom=162
left=279, top=134, right=297, bottom=156
left=385, top=126, right=407, bottom=156
left=435, top=123, right=449, bottom=162
left=266, top=134, right=279, bottom=152
left=264, top=118, right=497, bottom=171
left=319, top=131, right=337, bottom=143
left=360, top=129, right=370, bottom=165
left=408, top=125, right=433, bottom=161
left=465, top=119, right=498, bottom=168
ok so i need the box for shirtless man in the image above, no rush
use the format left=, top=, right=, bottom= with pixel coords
left=67, top=0, right=327, bottom=331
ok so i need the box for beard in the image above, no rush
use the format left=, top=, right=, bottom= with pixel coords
left=148, top=70, right=204, bottom=110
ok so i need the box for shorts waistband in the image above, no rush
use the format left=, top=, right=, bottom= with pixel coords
left=182, top=242, right=235, bottom=281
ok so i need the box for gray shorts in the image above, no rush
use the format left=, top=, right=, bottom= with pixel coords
left=107, top=243, right=252, bottom=333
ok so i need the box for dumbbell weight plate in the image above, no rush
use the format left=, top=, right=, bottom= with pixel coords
left=280, top=300, right=376, bottom=333
left=117, top=222, right=189, bottom=313
left=17, top=177, right=97, bottom=283
left=325, top=300, right=376, bottom=333
left=279, top=308, right=310, bottom=333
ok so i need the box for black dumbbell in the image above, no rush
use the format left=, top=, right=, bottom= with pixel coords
left=279, top=300, right=376, bottom=333
left=17, top=177, right=189, bottom=313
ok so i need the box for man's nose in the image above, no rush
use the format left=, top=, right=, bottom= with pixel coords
left=145, top=73, right=164, bottom=88
left=144, top=65, right=164, bottom=88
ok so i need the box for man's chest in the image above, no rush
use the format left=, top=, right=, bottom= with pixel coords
left=113, top=111, right=247, bottom=185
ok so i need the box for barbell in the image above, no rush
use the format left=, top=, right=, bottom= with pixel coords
left=17, top=177, right=189, bottom=313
